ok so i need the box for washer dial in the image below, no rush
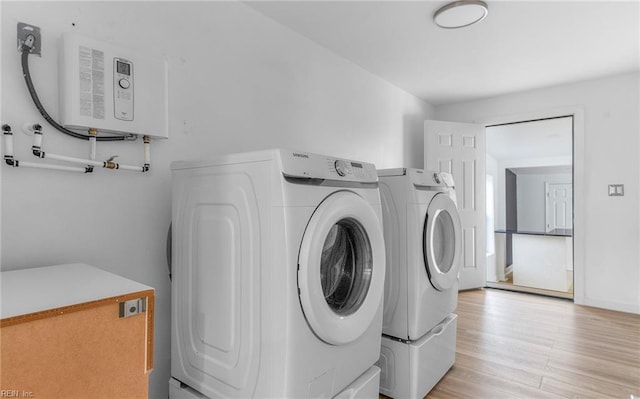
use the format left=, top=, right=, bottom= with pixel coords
left=334, top=160, right=351, bottom=177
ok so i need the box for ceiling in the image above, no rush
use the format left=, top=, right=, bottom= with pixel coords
left=486, top=116, right=573, bottom=161
left=246, top=1, right=640, bottom=106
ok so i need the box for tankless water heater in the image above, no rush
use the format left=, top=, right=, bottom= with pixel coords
left=58, top=33, right=168, bottom=139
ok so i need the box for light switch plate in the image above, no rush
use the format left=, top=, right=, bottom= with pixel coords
left=608, top=184, right=624, bottom=196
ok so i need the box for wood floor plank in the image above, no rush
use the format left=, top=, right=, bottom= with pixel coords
left=417, top=387, right=467, bottom=399
left=454, top=351, right=543, bottom=388
left=422, top=288, right=640, bottom=399
left=455, top=337, right=551, bottom=369
left=548, top=348, right=640, bottom=388
left=551, top=337, right=640, bottom=368
left=457, top=320, right=557, bottom=349
left=552, top=324, right=640, bottom=350
left=540, top=365, right=640, bottom=398
left=430, top=364, right=565, bottom=399
left=540, top=375, right=639, bottom=399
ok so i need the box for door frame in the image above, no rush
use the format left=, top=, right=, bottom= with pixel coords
left=480, top=107, right=585, bottom=305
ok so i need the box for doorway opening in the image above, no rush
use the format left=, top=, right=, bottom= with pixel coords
left=484, top=116, right=574, bottom=299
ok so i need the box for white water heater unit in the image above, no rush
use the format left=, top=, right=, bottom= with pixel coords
left=58, top=33, right=169, bottom=139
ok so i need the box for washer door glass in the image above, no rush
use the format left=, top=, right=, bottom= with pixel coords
left=321, top=218, right=372, bottom=316
left=298, top=191, right=385, bottom=346
left=424, top=193, right=462, bottom=291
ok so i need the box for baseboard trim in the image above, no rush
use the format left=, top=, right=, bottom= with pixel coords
left=485, top=282, right=573, bottom=300
left=579, top=297, right=640, bottom=315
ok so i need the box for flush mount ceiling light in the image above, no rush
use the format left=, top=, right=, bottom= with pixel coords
left=434, top=0, right=488, bottom=29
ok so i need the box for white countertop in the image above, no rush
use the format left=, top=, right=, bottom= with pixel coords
left=1, top=263, right=153, bottom=319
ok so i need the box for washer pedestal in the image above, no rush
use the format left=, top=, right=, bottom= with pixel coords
left=378, top=314, right=457, bottom=399
left=170, top=366, right=381, bottom=399
left=334, top=365, right=381, bottom=399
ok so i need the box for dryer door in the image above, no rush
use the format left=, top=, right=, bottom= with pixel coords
left=298, top=191, right=385, bottom=346
left=423, top=193, right=462, bottom=291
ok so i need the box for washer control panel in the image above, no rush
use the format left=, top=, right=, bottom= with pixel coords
left=280, top=150, right=377, bottom=182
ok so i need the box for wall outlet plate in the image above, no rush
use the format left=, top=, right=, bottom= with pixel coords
left=17, top=22, right=41, bottom=56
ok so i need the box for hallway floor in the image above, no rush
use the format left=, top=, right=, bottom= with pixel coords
left=425, top=288, right=640, bottom=398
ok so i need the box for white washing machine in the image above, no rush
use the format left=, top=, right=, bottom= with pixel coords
left=376, top=168, right=462, bottom=399
left=170, top=149, right=386, bottom=399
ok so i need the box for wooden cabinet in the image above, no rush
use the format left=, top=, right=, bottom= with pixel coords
left=1, top=263, right=154, bottom=399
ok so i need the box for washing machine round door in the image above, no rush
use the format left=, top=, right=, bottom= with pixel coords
left=423, top=193, right=462, bottom=291
left=298, top=191, right=385, bottom=346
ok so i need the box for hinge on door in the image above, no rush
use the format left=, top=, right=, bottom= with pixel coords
left=119, top=297, right=146, bottom=318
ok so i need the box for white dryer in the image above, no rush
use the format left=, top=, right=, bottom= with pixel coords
left=170, top=149, right=386, bottom=399
left=376, top=168, right=462, bottom=399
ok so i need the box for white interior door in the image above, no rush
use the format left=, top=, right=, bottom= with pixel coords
left=425, top=120, right=486, bottom=290
left=546, top=182, right=573, bottom=232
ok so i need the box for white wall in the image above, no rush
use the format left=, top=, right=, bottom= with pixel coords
left=435, top=72, right=640, bottom=314
left=1, top=2, right=432, bottom=398
left=516, top=172, right=572, bottom=232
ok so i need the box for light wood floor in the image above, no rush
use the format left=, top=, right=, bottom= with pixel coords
left=425, top=288, right=640, bottom=398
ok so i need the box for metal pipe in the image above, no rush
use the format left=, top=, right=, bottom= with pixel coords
left=33, top=130, right=43, bottom=149
left=143, top=135, right=150, bottom=172
left=42, top=150, right=147, bottom=172
left=116, top=164, right=145, bottom=172
left=88, top=128, right=97, bottom=161
left=15, top=160, right=87, bottom=173
left=3, top=124, right=14, bottom=160
left=87, top=128, right=97, bottom=173
left=31, top=124, right=44, bottom=158
left=14, top=124, right=149, bottom=173
left=43, top=152, right=105, bottom=167
left=3, top=124, right=86, bottom=172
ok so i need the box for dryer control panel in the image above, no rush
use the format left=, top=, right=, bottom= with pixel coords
left=410, top=169, right=455, bottom=189
left=280, top=150, right=378, bottom=182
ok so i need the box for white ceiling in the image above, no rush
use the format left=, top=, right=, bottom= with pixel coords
left=246, top=1, right=640, bottom=106
left=486, top=116, right=573, bottom=161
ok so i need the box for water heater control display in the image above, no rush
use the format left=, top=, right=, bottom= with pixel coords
left=116, top=60, right=131, bottom=75
left=113, top=58, right=134, bottom=121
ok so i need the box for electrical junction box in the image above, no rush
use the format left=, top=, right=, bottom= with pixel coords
left=58, top=32, right=169, bottom=139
